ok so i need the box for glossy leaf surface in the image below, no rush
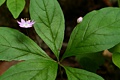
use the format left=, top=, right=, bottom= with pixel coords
left=0, top=27, right=49, bottom=61
left=0, top=58, right=58, bottom=80
left=7, top=0, right=25, bottom=18
left=0, top=0, right=5, bottom=6
left=64, top=66, right=104, bottom=80
left=63, top=7, right=120, bottom=59
left=30, top=0, right=65, bottom=59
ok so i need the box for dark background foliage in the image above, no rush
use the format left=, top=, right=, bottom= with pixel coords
left=0, top=0, right=120, bottom=80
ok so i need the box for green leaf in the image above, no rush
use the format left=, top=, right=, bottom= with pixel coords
left=0, top=58, right=58, bottom=80
left=62, top=7, right=120, bottom=59
left=0, top=27, right=49, bottom=61
left=30, top=0, right=65, bottom=59
left=78, top=57, right=99, bottom=72
left=108, top=43, right=120, bottom=68
left=64, top=66, right=104, bottom=80
left=112, top=52, right=120, bottom=68
left=118, top=0, right=120, bottom=7
left=0, top=0, right=5, bottom=6
left=109, top=43, right=120, bottom=53
left=76, top=52, right=105, bottom=72
left=7, top=0, right=25, bottom=19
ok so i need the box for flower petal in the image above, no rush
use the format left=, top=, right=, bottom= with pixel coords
left=17, top=18, right=35, bottom=28
left=21, top=18, right=25, bottom=23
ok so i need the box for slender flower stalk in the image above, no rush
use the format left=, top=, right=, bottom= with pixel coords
left=17, top=18, right=35, bottom=28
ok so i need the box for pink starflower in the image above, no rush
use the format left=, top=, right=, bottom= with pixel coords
left=17, top=18, right=35, bottom=28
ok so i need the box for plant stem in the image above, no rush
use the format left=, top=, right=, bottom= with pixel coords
left=59, top=66, right=64, bottom=80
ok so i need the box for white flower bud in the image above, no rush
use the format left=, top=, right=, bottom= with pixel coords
left=77, top=17, right=83, bottom=23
